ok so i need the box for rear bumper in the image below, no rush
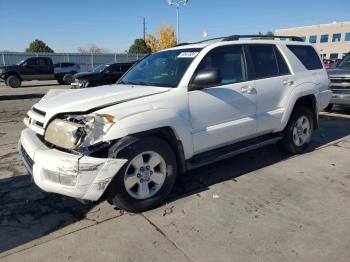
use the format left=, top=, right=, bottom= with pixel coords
left=19, top=128, right=127, bottom=201
left=318, top=90, right=332, bottom=110
left=330, top=93, right=350, bottom=105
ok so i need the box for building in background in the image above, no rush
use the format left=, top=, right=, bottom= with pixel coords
left=275, top=22, right=350, bottom=59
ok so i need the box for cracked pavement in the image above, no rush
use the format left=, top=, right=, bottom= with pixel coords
left=0, top=81, right=350, bottom=262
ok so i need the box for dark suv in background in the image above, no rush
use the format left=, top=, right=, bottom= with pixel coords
left=326, top=52, right=350, bottom=111
left=71, top=62, right=135, bottom=88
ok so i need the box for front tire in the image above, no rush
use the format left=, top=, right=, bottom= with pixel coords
left=107, top=136, right=177, bottom=212
left=279, top=105, right=314, bottom=154
left=6, top=75, right=21, bottom=88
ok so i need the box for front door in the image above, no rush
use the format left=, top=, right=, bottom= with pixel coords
left=188, top=45, right=257, bottom=154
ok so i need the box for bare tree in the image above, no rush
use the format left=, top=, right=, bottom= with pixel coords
left=77, top=44, right=108, bottom=53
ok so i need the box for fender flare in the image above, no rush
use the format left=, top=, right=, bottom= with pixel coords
left=280, top=83, right=318, bottom=131
left=103, top=109, right=194, bottom=159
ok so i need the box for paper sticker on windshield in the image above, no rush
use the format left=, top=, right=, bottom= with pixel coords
left=178, top=52, right=199, bottom=58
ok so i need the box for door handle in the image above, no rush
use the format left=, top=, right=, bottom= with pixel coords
left=282, top=79, right=294, bottom=86
left=241, top=86, right=255, bottom=94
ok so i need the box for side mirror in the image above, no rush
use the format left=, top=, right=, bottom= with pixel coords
left=190, top=68, right=222, bottom=90
left=22, top=62, right=28, bottom=67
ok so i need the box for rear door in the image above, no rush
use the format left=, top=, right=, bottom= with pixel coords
left=246, top=44, right=293, bottom=133
left=37, top=58, right=54, bottom=80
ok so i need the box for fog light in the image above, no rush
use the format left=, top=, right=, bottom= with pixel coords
left=45, top=169, right=77, bottom=187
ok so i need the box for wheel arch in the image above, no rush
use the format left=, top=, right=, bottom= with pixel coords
left=5, top=72, right=22, bottom=81
left=102, top=110, right=193, bottom=174
left=282, top=93, right=318, bottom=131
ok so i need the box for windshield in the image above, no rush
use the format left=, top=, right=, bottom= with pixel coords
left=337, top=54, right=350, bottom=68
left=93, top=64, right=109, bottom=73
left=119, top=48, right=202, bottom=87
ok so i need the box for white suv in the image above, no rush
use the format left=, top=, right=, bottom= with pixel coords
left=19, top=35, right=331, bottom=212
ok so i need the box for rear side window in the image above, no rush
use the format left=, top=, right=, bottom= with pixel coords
left=38, top=58, right=50, bottom=66
left=287, top=45, right=323, bottom=70
left=248, top=44, right=279, bottom=78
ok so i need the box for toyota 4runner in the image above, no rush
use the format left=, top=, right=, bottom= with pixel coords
left=19, top=35, right=331, bottom=212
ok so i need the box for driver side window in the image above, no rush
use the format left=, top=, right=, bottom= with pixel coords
left=195, top=45, right=248, bottom=86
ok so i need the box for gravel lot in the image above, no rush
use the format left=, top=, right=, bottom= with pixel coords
left=0, top=81, right=350, bottom=262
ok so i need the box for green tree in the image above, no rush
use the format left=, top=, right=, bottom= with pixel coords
left=26, top=39, right=54, bottom=53
left=128, top=39, right=151, bottom=54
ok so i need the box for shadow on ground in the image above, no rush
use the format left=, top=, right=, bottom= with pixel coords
left=1, top=113, right=350, bottom=254
left=0, top=94, right=44, bottom=101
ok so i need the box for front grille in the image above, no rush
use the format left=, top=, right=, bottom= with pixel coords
left=20, top=145, right=34, bottom=173
left=330, top=78, right=350, bottom=84
left=32, top=107, right=46, bottom=116
left=26, top=106, right=46, bottom=135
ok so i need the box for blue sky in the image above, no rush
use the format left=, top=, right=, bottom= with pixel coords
left=0, top=0, right=349, bottom=53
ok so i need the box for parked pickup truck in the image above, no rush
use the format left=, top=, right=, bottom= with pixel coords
left=0, top=57, right=75, bottom=87
left=326, top=52, right=350, bottom=111
left=19, top=35, right=331, bottom=212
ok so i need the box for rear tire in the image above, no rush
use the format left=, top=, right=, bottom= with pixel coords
left=6, top=75, right=21, bottom=88
left=278, top=105, right=314, bottom=154
left=57, top=79, right=65, bottom=85
left=63, top=74, right=74, bottom=84
left=106, top=136, right=177, bottom=212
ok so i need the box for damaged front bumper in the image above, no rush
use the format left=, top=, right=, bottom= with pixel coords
left=18, top=128, right=127, bottom=201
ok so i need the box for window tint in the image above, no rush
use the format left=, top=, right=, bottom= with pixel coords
left=195, top=45, right=247, bottom=85
left=300, top=36, right=306, bottom=42
left=38, top=58, right=50, bottom=66
left=287, top=45, right=323, bottom=70
left=274, top=47, right=290, bottom=75
left=345, top=32, right=350, bottom=41
left=320, top=34, right=329, bottom=43
left=330, top=53, right=338, bottom=59
left=106, top=65, right=120, bottom=73
left=248, top=44, right=279, bottom=78
left=332, top=33, right=341, bottom=42
left=309, top=35, right=317, bottom=43
left=26, top=58, right=38, bottom=66
left=121, top=64, right=132, bottom=71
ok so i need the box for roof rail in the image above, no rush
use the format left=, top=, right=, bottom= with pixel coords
left=172, top=35, right=303, bottom=48
left=222, top=35, right=303, bottom=42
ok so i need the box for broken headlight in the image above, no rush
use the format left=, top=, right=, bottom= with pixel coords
left=44, top=114, right=117, bottom=151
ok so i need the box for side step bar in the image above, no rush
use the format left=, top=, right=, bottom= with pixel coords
left=186, top=134, right=283, bottom=170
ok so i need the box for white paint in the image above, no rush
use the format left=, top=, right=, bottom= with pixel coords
left=19, top=38, right=331, bottom=201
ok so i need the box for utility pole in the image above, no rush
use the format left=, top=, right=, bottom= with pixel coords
left=143, top=17, right=146, bottom=41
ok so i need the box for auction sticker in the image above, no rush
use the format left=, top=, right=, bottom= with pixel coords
left=178, top=52, right=199, bottom=58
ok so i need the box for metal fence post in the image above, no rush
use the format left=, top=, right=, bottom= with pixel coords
left=1, top=52, right=5, bottom=66
left=91, top=52, right=94, bottom=70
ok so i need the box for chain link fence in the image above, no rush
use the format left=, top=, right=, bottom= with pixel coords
left=0, top=52, right=146, bottom=72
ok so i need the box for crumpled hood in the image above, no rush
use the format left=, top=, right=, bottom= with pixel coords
left=35, top=84, right=171, bottom=122
left=328, top=68, right=350, bottom=77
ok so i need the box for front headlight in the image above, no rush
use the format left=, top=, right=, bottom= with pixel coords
left=44, top=114, right=117, bottom=151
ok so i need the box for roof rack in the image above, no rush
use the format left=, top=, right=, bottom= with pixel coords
left=222, top=35, right=303, bottom=42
